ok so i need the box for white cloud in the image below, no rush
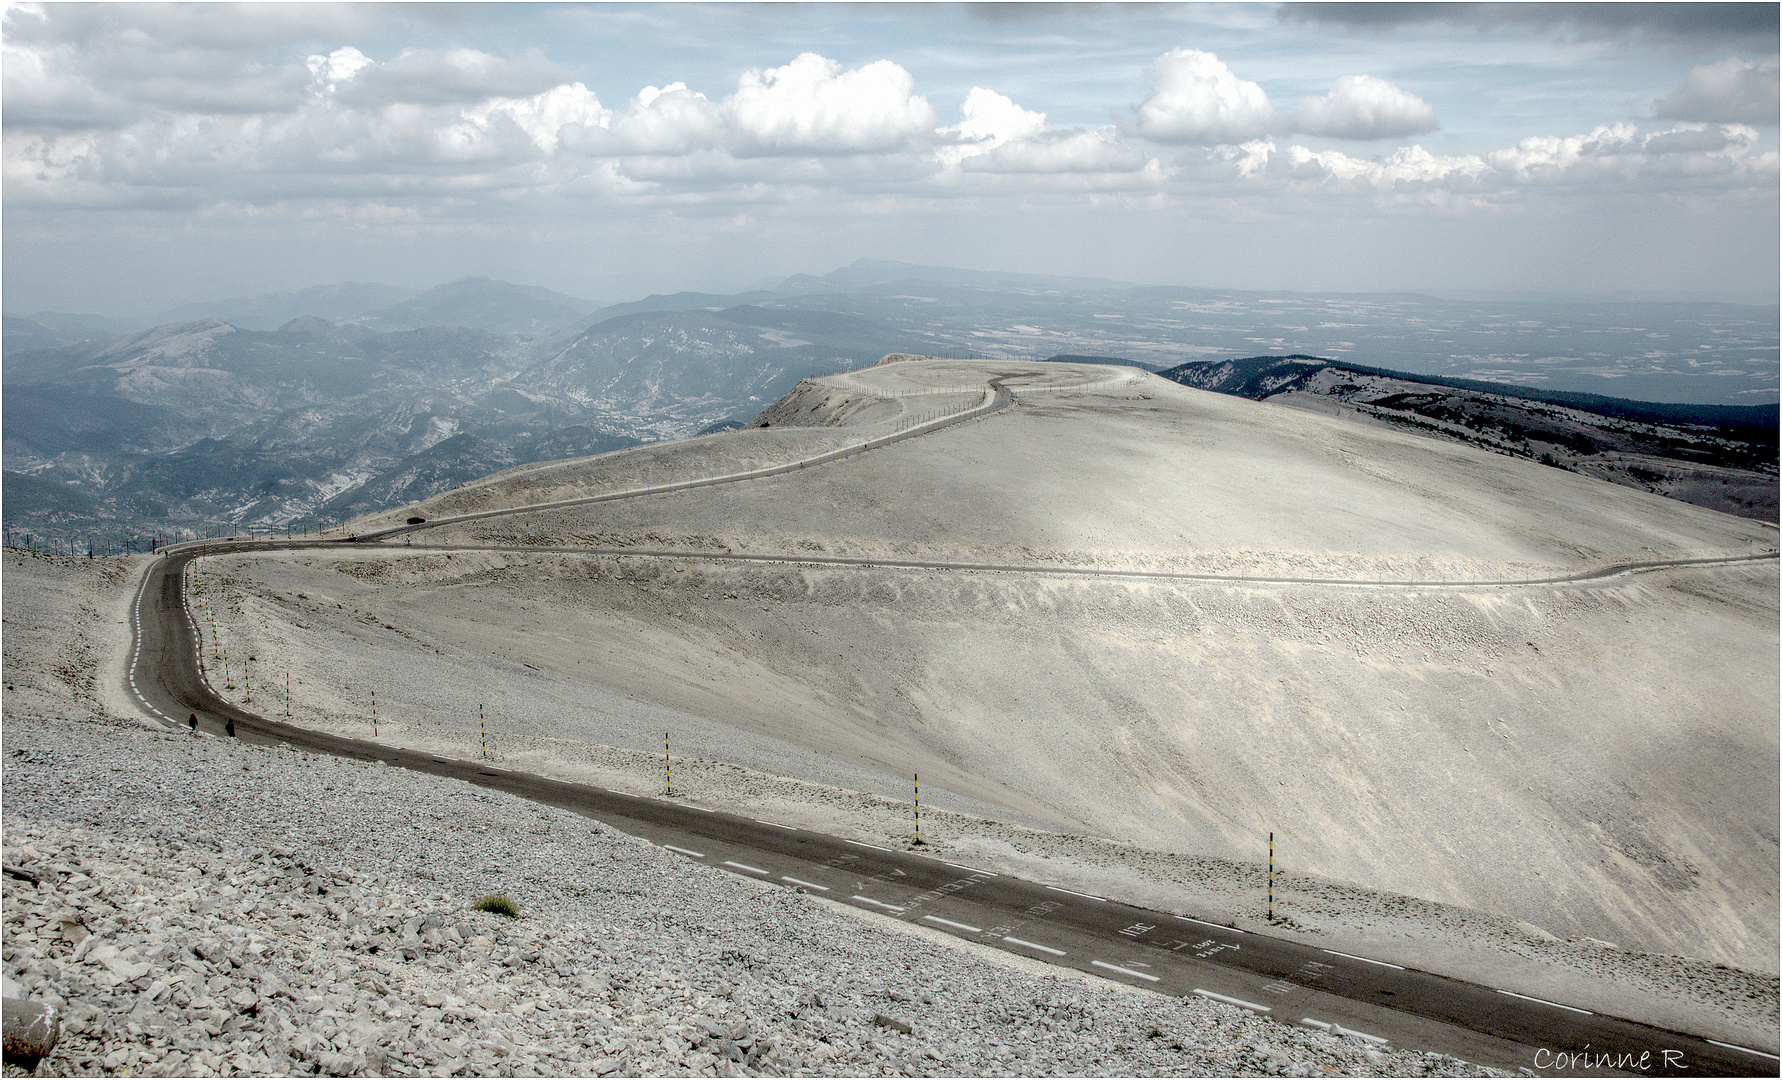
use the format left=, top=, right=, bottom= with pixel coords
left=1280, top=142, right=1491, bottom=187
left=938, top=87, right=1152, bottom=177
left=1132, top=49, right=1277, bottom=145
left=307, top=46, right=374, bottom=97
left=724, top=53, right=935, bottom=155
left=1244, top=122, right=1773, bottom=198
left=465, top=83, right=612, bottom=154
left=953, top=87, right=1048, bottom=146
left=1292, top=75, right=1438, bottom=139
left=962, top=128, right=1150, bottom=175
left=1654, top=56, right=1780, bottom=126
left=339, top=48, right=570, bottom=108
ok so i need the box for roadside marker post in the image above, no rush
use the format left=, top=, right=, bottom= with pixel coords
left=665, top=733, right=672, bottom=796
left=480, top=704, right=487, bottom=759
left=913, top=773, right=923, bottom=845
left=284, top=672, right=290, bottom=718
left=371, top=690, right=377, bottom=737
left=1268, top=832, right=1275, bottom=921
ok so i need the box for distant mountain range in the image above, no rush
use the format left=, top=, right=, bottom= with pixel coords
left=3, top=262, right=1777, bottom=543
left=1157, top=355, right=1778, bottom=520
left=9, top=277, right=599, bottom=343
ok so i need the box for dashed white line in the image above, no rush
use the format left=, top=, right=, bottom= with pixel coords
left=1323, top=949, right=1404, bottom=970
left=852, top=895, right=906, bottom=912
left=781, top=876, right=829, bottom=891
left=662, top=845, right=705, bottom=858
left=1194, top=989, right=1271, bottom=1013
left=1045, top=885, right=1106, bottom=902
left=1494, top=989, right=1592, bottom=1015
left=945, top=863, right=997, bottom=876
left=1706, top=1040, right=1781, bottom=1061
left=686, top=804, right=716, bottom=813
left=1092, top=960, right=1160, bottom=982
left=1174, top=916, right=1248, bottom=933
left=722, top=860, right=769, bottom=875
left=846, top=840, right=891, bottom=851
left=921, top=915, right=983, bottom=933
left=754, top=819, right=797, bottom=830
left=1003, top=937, right=1064, bottom=956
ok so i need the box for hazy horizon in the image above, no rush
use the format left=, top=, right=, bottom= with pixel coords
left=4, top=3, right=1778, bottom=316
left=9, top=261, right=1782, bottom=323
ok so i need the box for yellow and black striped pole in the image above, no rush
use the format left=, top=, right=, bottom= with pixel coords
left=371, top=690, right=376, bottom=737
left=665, top=733, right=672, bottom=795
left=480, top=704, right=486, bottom=759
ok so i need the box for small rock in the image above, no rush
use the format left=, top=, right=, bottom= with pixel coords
left=874, top=1013, right=913, bottom=1035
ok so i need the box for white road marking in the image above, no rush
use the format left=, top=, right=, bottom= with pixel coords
left=722, top=861, right=769, bottom=875
left=852, top=895, right=906, bottom=912
left=1194, top=989, right=1272, bottom=1012
left=662, top=845, right=705, bottom=858
left=754, top=819, right=796, bottom=830
left=1092, top=960, right=1160, bottom=982
left=781, top=876, right=829, bottom=891
left=1003, top=937, right=1064, bottom=956
left=921, top=915, right=983, bottom=933
left=846, top=840, right=891, bottom=851
left=1706, top=1040, right=1780, bottom=1061
left=945, top=863, right=997, bottom=876
left=686, top=804, right=716, bottom=812
left=1323, top=949, right=1404, bottom=970
left=1174, top=916, right=1247, bottom=933
left=1044, top=885, right=1106, bottom=902
left=1494, top=989, right=1592, bottom=1015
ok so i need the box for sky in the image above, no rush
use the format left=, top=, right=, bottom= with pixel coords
left=3, top=2, right=1778, bottom=315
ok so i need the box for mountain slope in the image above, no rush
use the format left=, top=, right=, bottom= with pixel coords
left=359, top=277, right=595, bottom=337
left=323, top=359, right=1777, bottom=978
left=1158, top=355, right=1779, bottom=520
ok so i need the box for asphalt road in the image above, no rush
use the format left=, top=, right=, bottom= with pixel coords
left=122, top=540, right=1780, bottom=1077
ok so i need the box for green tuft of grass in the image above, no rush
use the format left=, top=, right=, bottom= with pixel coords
left=470, top=894, right=520, bottom=918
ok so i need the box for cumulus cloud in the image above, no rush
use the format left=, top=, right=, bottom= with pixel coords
left=335, top=48, right=570, bottom=108
left=963, top=128, right=1151, bottom=175
left=1132, top=51, right=1439, bottom=144
left=1654, top=56, right=1780, bottom=126
left=1241, top=121, right=1774, bottom=198
left=1292, top=75, right=1438, bottom=139
left=952, top=87, right=1048, bottom=148
left=1133, top=49, right=1277, bottom=144
left=307, top=46, right=374, bottom=96
left=937, top=87, right=1153, bottom=177
left=725, top=53, right=935, bottom=155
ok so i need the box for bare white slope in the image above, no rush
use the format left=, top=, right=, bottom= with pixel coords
left=282, top=360, right=1773, bottom=1004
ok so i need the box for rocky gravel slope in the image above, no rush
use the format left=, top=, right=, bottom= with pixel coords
left=1, top=710, right=1494, bottom=1078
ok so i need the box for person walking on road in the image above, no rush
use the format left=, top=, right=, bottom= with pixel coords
left=188, top=713, right=197, bottom=732
left=225, top=718, right=235, bottom=738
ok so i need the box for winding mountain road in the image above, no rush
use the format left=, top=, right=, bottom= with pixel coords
left=123, top=373, right=1779, bottom=1076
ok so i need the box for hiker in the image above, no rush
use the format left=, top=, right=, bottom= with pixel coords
left=225, top=718, right=235, bottom=738
left=188, top=713, right=197, bottom=732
